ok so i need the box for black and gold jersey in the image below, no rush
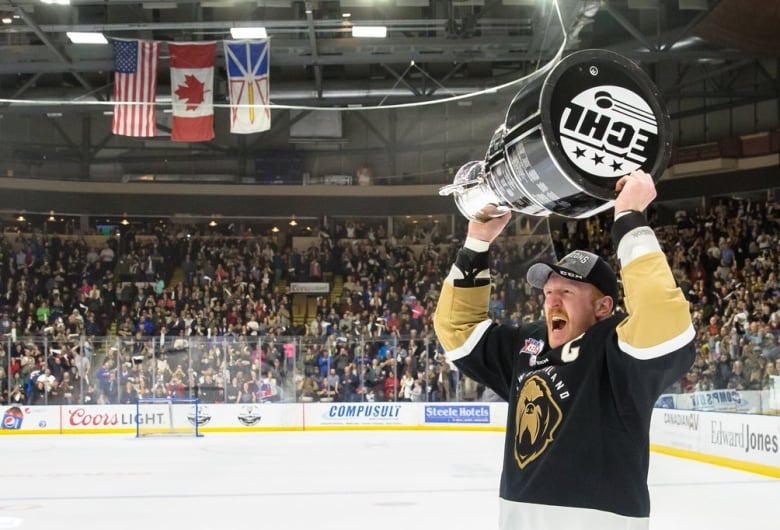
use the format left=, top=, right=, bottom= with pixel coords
left=433, top=212, right=696, bottom=530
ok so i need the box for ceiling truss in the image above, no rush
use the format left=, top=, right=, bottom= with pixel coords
left=0, top=0, right=777, bottom=178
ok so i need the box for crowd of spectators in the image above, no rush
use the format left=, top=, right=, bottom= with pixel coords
left=0, top=197, right=778, bottom=410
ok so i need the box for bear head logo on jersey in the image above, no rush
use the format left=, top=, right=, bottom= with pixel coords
left=514, top=375, right=562, bottom=469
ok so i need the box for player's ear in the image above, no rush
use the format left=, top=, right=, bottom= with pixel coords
left=595, top=292, right=614, bottom=318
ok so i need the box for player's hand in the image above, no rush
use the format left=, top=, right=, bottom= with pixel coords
left=467, top=206, right=512, bottom=244
left=614, top=170, right=657, bottom=215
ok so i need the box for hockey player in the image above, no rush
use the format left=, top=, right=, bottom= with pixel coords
left=433, top=170, right=695, bottom=530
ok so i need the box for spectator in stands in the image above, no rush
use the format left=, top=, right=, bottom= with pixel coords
left=315, top=348, right=330, bottom=378
left=99, top=242, right=115, bottom=273
left=236, top=381, right=254, bottom=404
left=298, top=374, right=319, bottom=402
left=8, top=384, right=25, bottom=404
left=301, top=346, right=318, bottom=377
left=711, top=351, right=733, bottom=389
left=435, top=353, right=452, bottom=401
left=760, top=333, right=780, bottom=363
left=5, top=182, right=780, bottom=412
left=398, top=368, right=414, bottom=401
left=119, top=379, right=138, bottom=404
left=762, top=360, right=778, bottom=390
left=225, top=376, right=240, bottom=403
left=383, top=369, right=398, bottom=401
left=317, top=375, right=337, bottom=402
left=339, top=364, right=359, bottom=402
left=332, top=346, right=350, bottom=375
left=36, top=300, right=51, bottom=326
left=728, top=359, right=747, bottom=389
left=257, top=370, right=277, bottom=402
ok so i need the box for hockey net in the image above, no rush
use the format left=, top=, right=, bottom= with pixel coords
left=135, top=397, right=204, bottom=437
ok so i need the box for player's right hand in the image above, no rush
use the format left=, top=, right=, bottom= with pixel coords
left=467, top=206, right=512, bottom=244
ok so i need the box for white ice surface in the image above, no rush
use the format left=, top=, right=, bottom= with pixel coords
left=0, top=431, right=776, bottom=530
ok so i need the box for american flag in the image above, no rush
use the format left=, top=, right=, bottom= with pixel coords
left=112, top=39, right=160, bottom=137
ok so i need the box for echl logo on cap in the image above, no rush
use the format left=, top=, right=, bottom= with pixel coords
left=558, top=85, right=658, bottom=179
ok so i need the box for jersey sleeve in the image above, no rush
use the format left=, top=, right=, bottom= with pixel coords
left=612, top=211, right=695, bottom=357
left=608, top=211, right=697, bottom=412
left=433, top=243, right=517, bottom=400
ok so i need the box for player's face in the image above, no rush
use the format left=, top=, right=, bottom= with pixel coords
left=542, top=274, right=604, bottom=349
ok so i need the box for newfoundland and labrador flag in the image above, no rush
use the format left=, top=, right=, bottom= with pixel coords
left=224, top=40, right=271, bottom=134
left=169, top=41, right=216, bottom=142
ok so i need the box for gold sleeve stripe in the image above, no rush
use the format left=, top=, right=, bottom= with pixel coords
left=616, top=251, right=693, bottom=357
left=444, top=319, right=493, bottom=361
left=618, top=323, right=696, bottom=360
left=433, top=282, right=492, bottom=358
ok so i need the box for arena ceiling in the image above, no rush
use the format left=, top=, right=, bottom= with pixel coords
left=0, top=0, right=778, bottom=219
left=0, top=0, right=776, bottom=115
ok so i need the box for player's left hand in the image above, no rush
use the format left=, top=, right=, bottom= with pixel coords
left=614, top=170, right=657, bottom=215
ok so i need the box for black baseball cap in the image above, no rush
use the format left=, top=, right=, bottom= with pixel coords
left=527, top=250, right=619, bottom=302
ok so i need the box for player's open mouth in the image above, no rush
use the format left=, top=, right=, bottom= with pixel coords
left=551, top=316, right=567, bottom=331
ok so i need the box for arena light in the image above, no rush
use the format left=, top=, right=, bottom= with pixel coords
left=208, top=219, right=218, bottom=227
left=289, top=215, right=298, bottom=227
left=230, top=27, right=267, bottom=39
left=67, top=32, right=108, bottom=44
left=351, top=25, right=387, bottom=38
left=142, top=2, right=177, bottom=8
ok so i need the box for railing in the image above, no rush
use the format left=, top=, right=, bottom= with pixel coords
left=2, top=333, right=468, bottom=407
left=5, top=333, right=779, bottom=415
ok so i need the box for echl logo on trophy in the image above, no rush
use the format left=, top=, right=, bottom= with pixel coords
left=557, top=85, right=658, bottom=179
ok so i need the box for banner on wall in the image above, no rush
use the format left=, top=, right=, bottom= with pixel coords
left=656, top=389, right=767, bottom=413
left=289, top=282, right=330, bottom=294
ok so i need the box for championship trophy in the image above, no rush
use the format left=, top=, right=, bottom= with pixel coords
left=439, top=49, right=672, bottom=221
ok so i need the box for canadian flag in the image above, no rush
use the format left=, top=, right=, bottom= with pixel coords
left=169, top=42, right=216, bottom=142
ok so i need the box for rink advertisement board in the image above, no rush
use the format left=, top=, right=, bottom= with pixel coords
left=1, top=405, right=58, bottom=433
left=655, top=389, right=775, bottom=414
left=303, top=403, right=409, bottom=428
left=1, top=402, right=508, bottom=434
left=301, top=402, right=506, bottom=429
left=0, top=404, right=303, bottom=434
left=650, top=409, right=780, bottom=477
left=424, top=404, right=491, bottom=424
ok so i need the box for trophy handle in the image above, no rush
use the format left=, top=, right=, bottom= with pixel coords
left=438, top=160, right=486, bottom=197
left=439, top=160, right=514, bottom=222
left=438, top=181, right=470, bottom=197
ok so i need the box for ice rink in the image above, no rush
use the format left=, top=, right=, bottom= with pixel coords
left=1, top=430, right=776, bottom=530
